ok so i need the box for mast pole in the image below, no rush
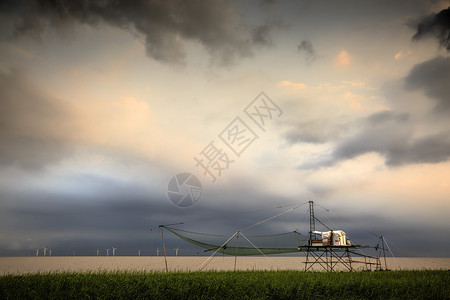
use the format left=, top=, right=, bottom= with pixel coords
left=309, top=201, right=316, bottom=246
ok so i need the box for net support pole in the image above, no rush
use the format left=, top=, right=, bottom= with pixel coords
left=239, top=232, right=270, bottom=258
left=198, top=230, right=240, bottom=271
left=234, top=230, right=239, bottom=271
left=305, top=249, right=309, bottom=271
left=381, top=235, right=387, bottom=270
left=160, top=225, right=169, bottom=273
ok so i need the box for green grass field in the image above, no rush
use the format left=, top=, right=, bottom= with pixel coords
left=0, top=270, right=448, bottom=299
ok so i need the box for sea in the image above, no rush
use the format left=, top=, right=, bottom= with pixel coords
left=0, top=257, right=449, bottom=275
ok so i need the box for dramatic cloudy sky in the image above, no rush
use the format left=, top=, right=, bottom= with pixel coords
left=1, top=0, right=449, bottom=257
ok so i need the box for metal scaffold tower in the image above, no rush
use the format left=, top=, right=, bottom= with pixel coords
left=303, top=201, right=384, bottom=272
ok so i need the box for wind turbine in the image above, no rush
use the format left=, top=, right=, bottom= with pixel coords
left=174, top=248, right=179, bottom=256
left=49, top=249, right=52, bottom=256
left=105, top=248, right=110, bottom=256
left=112, top=247, right=117, bottom=256
left=97, top=249, right=100, bottom=256
left=156, top=248, right=160, bottom=256
left=35, top=249, right=39, bottom=256
left=43, top=247, right=48, bottom=256
left=138, top=249, right=141, bottom=256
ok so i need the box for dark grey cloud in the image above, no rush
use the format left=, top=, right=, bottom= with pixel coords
left=298, top=111, right=408, bottom=168
left=251, top=19, right=284, bottom=47
left=297, top=39, right=319, bottom=64
left=0, top=174, right=303, bottom=256
left=285, top=119, right=349, bottom=144
left=297, top=110, right=450, bottom=169
left=405, top=56, right=450, bottom=115
left=0, top=184, right=171, bottom=256
left=2, top=177, right=448, bottom=257
left=331, top=111, right=411, bottom=167
left=333, top=127, right=450, bottom=167
left=0, top=0, right=280, bottom=65
left=412, top=6, right=450, bottom=51
left=260, top=0, right=278, bottom=5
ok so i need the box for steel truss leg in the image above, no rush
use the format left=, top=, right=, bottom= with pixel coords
left=304, top=248, right=359, bottom=272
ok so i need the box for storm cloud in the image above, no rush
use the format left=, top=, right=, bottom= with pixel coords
left=0, top=0, right=277, bottom=65
left=285, top=119, right=349, bottom=144
left=332, top=121, right=450, bottom=167
left=2, top=179, right=447, bottom=257
left=297, top=110, right=450, bottom=169
left=413, top=6, right=450, bottom=51
left=297, top=39, right=319, bottom=64
left=0, top=174, right=304, bottom=256
left=251, top=19, right=284, bottom=47
left=405, top=56, right=450, bottom=115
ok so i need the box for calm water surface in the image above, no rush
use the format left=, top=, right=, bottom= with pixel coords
left=0, top=257, right=449, bottom=275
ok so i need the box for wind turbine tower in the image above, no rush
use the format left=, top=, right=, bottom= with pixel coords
left=112, top=247, right=117, bottom=256
left=156, top=248, right=160, bottom=256
left=105, top=248, right=110, bottom=256
left=43, top=248, right=48, bottom=256
left=35, top=249, right=39, bottom=256
left=174, top=248, right=179, bottom=256
left=138, top=249, right=141, bottom=256
left=97, top=249, right=99, bottom=256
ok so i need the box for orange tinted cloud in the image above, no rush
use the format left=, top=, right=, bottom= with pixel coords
left=394, top=50, right=411, bottom=60
left=278, top=80, right=307, bottom=89
left=342, top=91, right=364, bottom=110
left=341, top=80, right=364, bottom=87
left=334, top=50, right=350, bottom=67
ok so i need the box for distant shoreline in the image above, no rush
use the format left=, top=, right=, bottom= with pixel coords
left=1, top=257, right=449, bottom=275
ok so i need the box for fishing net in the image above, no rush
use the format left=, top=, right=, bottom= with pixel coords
left=164, top=226, right=309, bottom=255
